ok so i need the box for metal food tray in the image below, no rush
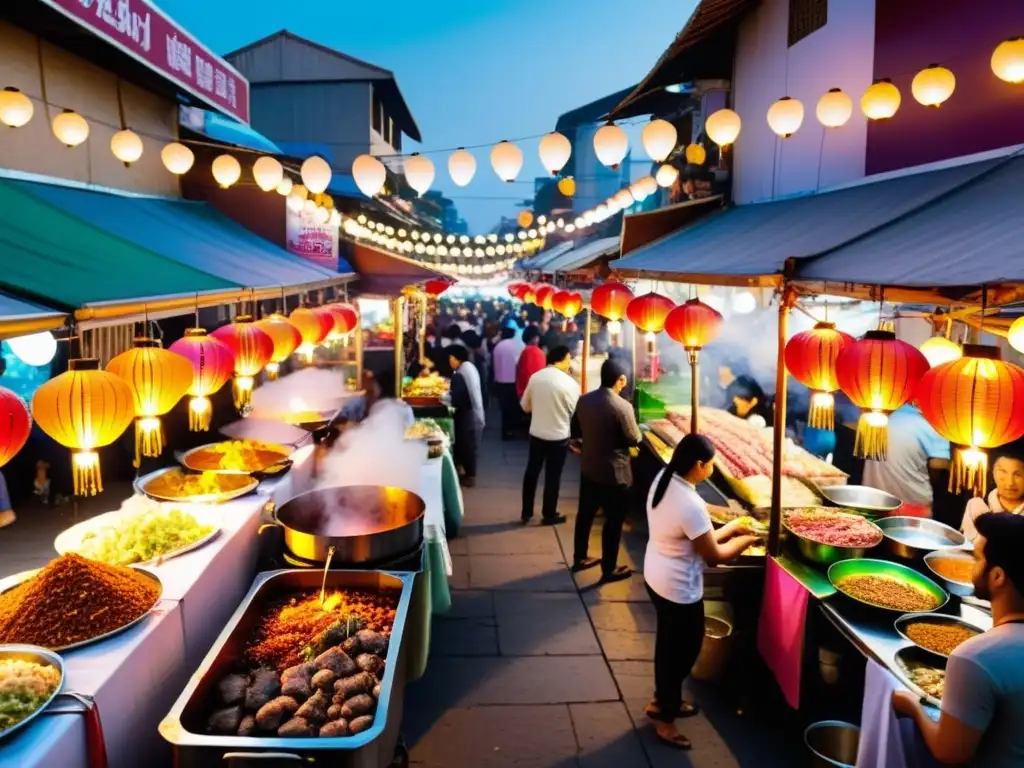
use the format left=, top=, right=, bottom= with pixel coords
left=894, top=612, right=985, bottom=660
left=178, top=442, right=293, bottom=476
left=0, top=645, right=65, bottom=741
left=135, top=467, right=259, bottom=504
left=160, top=569, right=414, bottom=768
left=893, top=646, right=945, bottom=708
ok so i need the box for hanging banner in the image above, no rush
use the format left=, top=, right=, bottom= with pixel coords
left=286, top=206, right=339, bottom=270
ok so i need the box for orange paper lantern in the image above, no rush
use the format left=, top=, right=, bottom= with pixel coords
left=0, top=386, right=31, bottom=468
left=835, top=330, right=929, bottom=459
left=590, top=282, right=633, bottom=322
left=256, top=315, right=302, bottom=379
left=916, top=345, right=1024, bottom=496
left=521, top=285, right=538, bottom=304
left=211, top=316, right=275, bottom=412
left=169, top=328, right=236, bottom=430
left=784, top=322, right=855, bottom=429
left=626, top=292, right=675, bottom=334
left=329, top=303, right=359, bottom=337
left=32, top=359, right=135, bottom=495
left=534, top=285, right=556, bottom=311
left=665, top=298, right=723, bottom=353
left=289, top=307, right=329, bottom=363
left=552, top=290, right=583, bottom=317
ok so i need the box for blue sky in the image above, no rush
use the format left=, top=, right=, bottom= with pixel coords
left=160, top=0, right=695, bottom=230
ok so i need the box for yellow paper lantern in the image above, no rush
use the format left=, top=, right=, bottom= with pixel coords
left=404, top=153, right=435, bottom=196
left=518, top=210, right=533, bottom=228
left=816, top=88, right=853, bottom=128
left=557, top=176, right=576, bottom=196
left=992, top=38, right=1024, bottom=83
left=767, top=96, right=805, bottom=138
left=110, top=128, right=143, bottom=165
left=301, top=155, right=332, bottom=194
left=919, top=336, right=963, bottom=368
left=32, top=358, right=135, bottom=495
left=1008, top=316, right=1024, bottom=354
left=289, top=306, right=329, bottom=363
left=161, top=142, right=194, bottom=174
left=684, top=143, right=706, bottom=165
left=911, top=65, right=956, bottom=107
left=252, top=156, right=284, bottom=192
left=490, top=140, right=524, bottom=182
left=51, top=109, right=89, bottom=147
left=0, top=87, right=33, bottom=128
left=655, top=164, right=679, bottom=188
left=448, top=148, right=476, bottom=187
left=212, top=154, right=241, bottom=188
left=538, top=132, right=572, bottom=175
left=593, top=122, right=629, bottom=169
left=861, top=79, right=901, bottom=120
left=641, top=119, right=678, bottom=162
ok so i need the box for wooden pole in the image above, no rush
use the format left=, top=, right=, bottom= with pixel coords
left=354, top=308, right=364, bottom=391
left=581, top=308, right=592, bottom=394
left=418, top=295, right=427, bottom=363
left=393, top=296, right=405, bottom=399
left=690, top=351, right=699, bottom=434
left=768, top=287, right=796, bottom=556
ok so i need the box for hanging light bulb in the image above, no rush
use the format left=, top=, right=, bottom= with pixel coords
left=276, top=176, right=293, bottom=195
left=352, top=153, right=386, bottom=197
left=767, top=96, right=804, bottom=138
left=51, top=109, right=89, bottom=147
left=911, top=64, right=956, bottom=107
left=161, top=141, right=194, bottom=174
left=110, top=128, right=143, bottom=165
left=301, top=155, right=332, bottom=194
left=992, top=38, right=1024, bottom=83
left=655, top=164, right=679, bottom=188
left=212, top=154, right=241, bottom=188
left=0, top=87, right=33, bottom=127
left=404, top=153, right=435, bottom=196
left=538, top=131, right=572, bottom=175
left=641, top=118, right=677, bottom=162
left=593, top=122, right=629, bottom=169
left=448, top=148, right=476, bottom=187
left=861, top=79, right=901, bottom=120
left=491, top=140, right=523, bottom=182
left=251, top=156, right=283, bottom=191
left=6, top=331, right=57, bottom=366
left=557, top=176, right=576, bottom=197
left=684, top=143, right=706, bottom=165
left=816, top=88, right=853, bottom=128
left=705, top=108, right=741, bottom=148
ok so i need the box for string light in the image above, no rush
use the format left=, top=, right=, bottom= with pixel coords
left=816, top=88, right=853, bottom=128
left=352, top=153, right=386, bottom=197
left=538, top=132, right=572, bottom=175
left=0, top=87, right=33, bottom=127
left=766, top=96, right=804, bottom=138
left=110, top=128, right=143, bottom=164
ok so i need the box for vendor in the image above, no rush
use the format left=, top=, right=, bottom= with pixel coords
left=717, top=361, right=770, bottom=425
left=961, top=451, right=1024, bottom=541
left=893, top=512, right=1024, bottom=767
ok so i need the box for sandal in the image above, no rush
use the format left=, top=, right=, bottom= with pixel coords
left=570, top=557, right=601, bottom=573
left=653, top=723, right=691, bottom=751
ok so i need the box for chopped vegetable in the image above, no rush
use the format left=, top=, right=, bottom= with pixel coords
left=77, top=496, right=215, bottom=566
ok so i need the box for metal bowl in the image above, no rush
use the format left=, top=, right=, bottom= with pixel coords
left=805, top=720, right=860, bottom=768
left=828, top=558, right=948, bottom=614
left=0, top=645, right=65, bottom=741
left=783, top=510, right=883, bottom=567
left=135, top=467, right=258, bottom=504
left=876, top=516, right=965, bottom=560
left=923, top=550, right=975, bottom=597
left=894, top=612, right=985, bottom=659
left=819, top=485, right=902, bottom=515
left=893, top=646, right=946, bottom=708
left=178, top=441, right=292, bottom=475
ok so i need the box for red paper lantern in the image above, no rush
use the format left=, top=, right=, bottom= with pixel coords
left=552, top=290, right=583, bottom=317
left=424, top=278, right=454, bottom=297
left=626, top=292, right=675, bottom=334
left=835, top=330, right=929, bottom=459
left=665, top=298, right=723, bottom=354
left=169, top=328, right=236, bottom=430
left=0, top=386, right=31, bottom=468
left=319, top=303, right=359, bottom=342
left=784, top=322, right=855, bottom=430
left=916, top=345, right=1024, bottom=496
left=311, top=306, right=339, bottom=341
left=591, top=282, right=633, bottom=322
left=508, top=282, right=527, bottom=299
left=521, top=285, right=538, bottom=304
left=211, top=316, right=275, bottom=412
left=534, top=285, right=556, bottom=311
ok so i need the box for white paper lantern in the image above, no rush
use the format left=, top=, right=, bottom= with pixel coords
left=276, top=176, right=293, bottom=196
left=816, top=88, right=854, bottom=128
left=911, top=65, right=956, bottom=107
left=448, top=148, right=476, bottom=187
left=861, top=79, right=901, bottom=120
left=51, top=109, right=89, bottom=147
left=286, top=191, right=304, bottom=213
left=211, top=154, right=241, bottom=188
left=766, top=97, right=804, bottom=138
left=110, top=128, right=143, bottom=164
left=6, top=331, right=57, bottom=367
left=252, top=156, right=284, bottom=192
left=490, top=140, right=523, bottom=182
left=732, top=291, right=757, bottom=314
left=300, top=156, right=332, bottom=194
left=538, top=132, right=571, bottom=175
left=303, top=198, right=317, bottom=215
left=655, top=164, right=679, bottom=188
left=641, top=119, right=677, bottom=162
left=593, top=122, right=628, bottom=169
left=404, top=153, right=435, bottom=196
left=705, top=108, right=741, bottom=148
left=352, top=154, right=386, bottom=197
left=0, top=87, right=33, bottom=128
left=160, top=142, right=194, bottom=174
left=315, top=206, right=330, bottom=225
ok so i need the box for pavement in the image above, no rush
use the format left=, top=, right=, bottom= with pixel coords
left=402, top=423, right=804, bottom=768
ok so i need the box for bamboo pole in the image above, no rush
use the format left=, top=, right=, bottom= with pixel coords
left=768, top=287, right=796, bottom=556
left=393, top=296, right=405, bottom=398
left=689, top=350, right=700, bottom=434
left=581, top=308, right=592, bottom=394
left=418, top=295, right=427, bottom=363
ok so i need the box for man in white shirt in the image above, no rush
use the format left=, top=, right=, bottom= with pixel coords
left=492, top=327, right=523, bottom=440
left=520, top=345, right=579, bottom=525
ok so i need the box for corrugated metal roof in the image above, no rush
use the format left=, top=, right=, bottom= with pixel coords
left=543, top=236, right=620, bottom=274
left=518, top=241, right=576, bottom=271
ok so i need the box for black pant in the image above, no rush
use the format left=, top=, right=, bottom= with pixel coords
left=494, top=382, right=517, bottom=438
left=574, top=476, right=629, bottom=576
left=645, top=584, right=705, bottom=722
left=521, top=436, right=568, bottom=520
left=454, top=419, right=480, bottom=479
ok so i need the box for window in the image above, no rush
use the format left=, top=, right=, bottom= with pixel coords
left=788, top=0, right=827, bottom=47
left=372, top=89, right=383, bottom=134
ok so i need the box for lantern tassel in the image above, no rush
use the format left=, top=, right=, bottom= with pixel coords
left=134, top=417, right=164, bottom=467
left=950, top=446, right=988, bottom=497
left=854, top=410, right=889, bottom=460
left=808, top=392, right=835, bottom=431
left=189, top=396, right=212, bottom=431
left=73, top=450, right=102, bottom=496
left=266, top=362, right=280, bottom=381
left=233, top=376, right=255, bottom=414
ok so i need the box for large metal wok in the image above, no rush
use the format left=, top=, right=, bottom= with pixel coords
left=262, top=485, right=425, bottom=565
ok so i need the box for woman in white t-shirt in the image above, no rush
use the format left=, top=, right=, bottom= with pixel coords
left=644, top=434, right=759, bottom=750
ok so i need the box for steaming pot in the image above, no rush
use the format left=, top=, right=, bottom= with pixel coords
left=261, top=485, right=425, bottom=565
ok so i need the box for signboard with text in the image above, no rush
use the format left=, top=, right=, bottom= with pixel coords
left=286, top=206, right=339, bottom=271
left=39, top=0, right=250, bottom=124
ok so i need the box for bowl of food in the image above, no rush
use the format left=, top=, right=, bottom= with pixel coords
left=894, top=646, right=946, bottom=707
left=875, top=517, right=965, bottom=561
left=894, top=613, right=984, bottom=659
left=0, top=645, right=64, bottom=741
left=179, top=440, right=292, bottom=475
left=784, top=508, right=883, bottom=566
left=923, top=550, right=975, bottom=597
left=827, top=559, right=948, bottom=614
left=137, top=468, right=258, bottom=503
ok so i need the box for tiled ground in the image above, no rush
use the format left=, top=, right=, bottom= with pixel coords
left=403, top=424, right=804, bottom=767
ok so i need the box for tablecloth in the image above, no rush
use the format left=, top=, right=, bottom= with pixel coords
left=757, top=556, right=811, bottom=708
left=439, top=450, right=465, bottom=536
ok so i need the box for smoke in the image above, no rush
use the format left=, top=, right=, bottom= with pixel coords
left=248, top=368, right=356, bottom=421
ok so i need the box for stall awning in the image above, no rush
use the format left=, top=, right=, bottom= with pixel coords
left=612, top=157, right=1005, bottom=287
left=346, top=243, right=449, bottom=296
left=13, top=179, right=352, bottom=290
left=518, top=241, right=576, bottom=271
left=543, top=236, right=621, bottom=274
left=0, top=293, right=66, bottom=340
left=795, top=153, right=1024, bottom=304
left=621, top=196, right=723, bottom=256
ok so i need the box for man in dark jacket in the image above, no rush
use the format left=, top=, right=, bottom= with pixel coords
left=570, top=359, right=641, bottom=583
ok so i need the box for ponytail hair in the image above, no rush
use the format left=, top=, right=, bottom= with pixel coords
left=652, top=433, right=716, bottom=508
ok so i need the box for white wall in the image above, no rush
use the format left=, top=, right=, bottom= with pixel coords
left=731, top=0, right=875, bottom=204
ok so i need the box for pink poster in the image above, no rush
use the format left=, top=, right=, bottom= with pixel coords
left=286, top=206, right=340, bottom=270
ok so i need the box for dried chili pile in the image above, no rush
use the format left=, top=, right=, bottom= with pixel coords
left=0, top=553, right=160, bottom=648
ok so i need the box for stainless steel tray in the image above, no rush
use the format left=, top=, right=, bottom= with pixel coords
left=135, top=466, right=259, bottom=504
left=819, top=484, right=901, bottom=514
left=160, top=569, right=414, bottom=768
left=893, top=646, right=946, bottom=708
left=877, top=516, right=965, bottom=560
left=894, top=612, right=985, bottom=660
left=178, top=442, right=293, bottom=476
left=0, top=645, right=65, bottom=741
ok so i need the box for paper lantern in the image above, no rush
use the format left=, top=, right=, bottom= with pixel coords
left=538, top=132, right=572, bottom=175
left=6, top=331, right=57, bottom=367
left=276, top=176, right=293, bottom=196
left=835, top=330, right=929, bottom=459
left=404, top=153, right=434, bottom=196
left=331, top=303, right=359, bottom=336
left=0, top=87, right=33, bottom=128
left=521, top=285, right=538, bottom=304
left=591, top=282, right=634, bottom=324
left=255, top=315, right=302, bottom=380
left=767, top=96, right=805, bottom=138
left=1009, top=316, right=1024, bottom=354
left=52, top=109, right=89, bottom=147
left=212, top=154, right=241, bottom=188
left=289, top=307, right=329, bottom=363
left=557, top=176, right=576, bottom=197
left=992, top=38, right=1024, bottom=83
left=784, top=322, right=855, bottom=429
left=518, top=210, right=534, bottom=228
left=508, top=282, right=527, bottom=299
left=917, top=345, right=1024, bottom=496
left=655, top=164, right=679, bottom=188
left=665, top=298, right=723, bottom=354
left=253, top=156, right=284, bottom=192
left=211, top=317, right=274, bottom=412
left=0, top=386, right=31, bottom=467
left=106, top=338, right=193, bottom=463
left=626, top=292, right=675, bottom=334
left=705, top=109, right=741, bottom=148
left=816, top=88, right=853, bottom=128
left=161, top=142, right=194, bottom=174
left=684, top=143, right=706, bottom=165
left=861, top=79, right=901, bottom=120
left=919, top=336, right=962, bottom=368
left=301, top=155, right=332, bottom=194
left=353, top=154, right=386, bottom=197
left=32, top=359, right=134, bottom=495
left=641, top=119, right=677, bottom=162
left=448, top=148, right=476, bottom=187
left=552, top=290, right=583, bottom=317
left=491, top=140, right=523, bottom=182
left=911, top=65, right=955, bottom=107
left=424, top=279, right=453, bottom=297
left=310, top=307, right=339, bottom=344
left=168, top=328, right=235, bottom=430
left=593, top=122, right=629, bottom=169
left=110, top=128, right=143, bottom=165
left=534, top=285, right=556, bottom=311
